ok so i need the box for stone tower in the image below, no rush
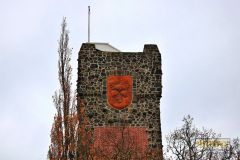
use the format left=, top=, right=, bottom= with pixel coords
left=77, top=43, right=163, bottom=159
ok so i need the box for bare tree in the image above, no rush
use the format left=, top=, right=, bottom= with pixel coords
left=48, top=17, right=75, bottom=160
left=216, top=138, right=240, bottom=160
left=165, top=115, right=220, bottom=160
left=232, top=138, right=240, bottom=160
left=165, top=115, right=240, bottom=160
left=47, top=17, right=95, bottom=160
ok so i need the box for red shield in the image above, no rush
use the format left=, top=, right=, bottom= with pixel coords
left=107, top=76, right=132, bottom=109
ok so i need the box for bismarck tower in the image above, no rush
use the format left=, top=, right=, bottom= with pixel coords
left=77, top=43, right=163, bottom=159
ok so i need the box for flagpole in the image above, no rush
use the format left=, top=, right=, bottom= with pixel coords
left=88, top=6, right=90, bottom=43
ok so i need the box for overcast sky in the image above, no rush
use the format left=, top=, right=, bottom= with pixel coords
left=1, top=0, right=240, bottom=159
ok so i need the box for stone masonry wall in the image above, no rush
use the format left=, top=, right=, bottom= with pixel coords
left=77, top=43, right=163, bottom=151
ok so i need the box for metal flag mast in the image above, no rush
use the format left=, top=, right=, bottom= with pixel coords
left=88, top=6, right=90, bottom=43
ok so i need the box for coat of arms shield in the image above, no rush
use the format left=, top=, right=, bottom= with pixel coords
left=107, top=76, right=132, bottom=109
